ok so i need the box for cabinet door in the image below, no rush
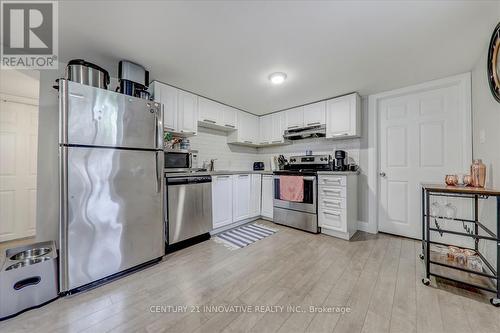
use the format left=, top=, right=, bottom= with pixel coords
left=177, top=90, right=198, bottom=135
left=271, top=112, right=285, bottom=143
left=326, top=93, right=360, bottom=138
left=250, top=174, right=262, bottom=217
left=303, top=101, right=326, bottom=126
left=198, top=97, right=220, bottom=125
left=319, top=209, right=347, bottom=232
left=222, top=105, right=237, bottom=130
left=259, top=114, right=272, bottom=145
left=249, top=114, right=259, bottom=144
left=261, top=175, right=274, bottom=219
left=233, top=174, right=251, bottom=221
left=236, top=111, right=250, bottom=143
left=285, top=106, right=304, bottom=129
left=212, top=175, right=233, bottom=228
left=237, top=112, right=259, bottom=144
left=152, top=82, right=178, bottom=132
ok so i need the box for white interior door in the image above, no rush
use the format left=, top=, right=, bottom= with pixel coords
left=378, top=75, right=471, bottom=239
left=0, top=97, right=38, bottom=242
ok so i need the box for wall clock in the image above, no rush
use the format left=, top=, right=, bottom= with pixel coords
left=488, top=22, right=500, bottom=103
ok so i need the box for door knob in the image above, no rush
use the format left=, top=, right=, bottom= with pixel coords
left=379, top=172, right=386, bottom=177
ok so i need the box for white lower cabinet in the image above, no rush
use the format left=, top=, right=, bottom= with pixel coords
left=261, top=174, right=274, bottom=219
left=233, top=174, right=251, bottom=222
left=318, top=174, right=358, bottom=240
left=212, top=175, right=234, bottom=229
left=250, top=174, right=262, bottom=217
left=212, top=173, right=270, bottom=230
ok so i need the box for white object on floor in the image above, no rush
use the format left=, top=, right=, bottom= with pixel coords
left=213, top=223, right=278, bottom=250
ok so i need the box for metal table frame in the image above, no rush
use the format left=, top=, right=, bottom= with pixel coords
left=421, top=184, right=500, bottom=307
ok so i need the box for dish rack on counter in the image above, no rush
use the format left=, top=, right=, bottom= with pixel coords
left=421, top=184, right=500, bottom=307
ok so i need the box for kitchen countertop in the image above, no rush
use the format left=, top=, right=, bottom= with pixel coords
left=164, top=170, right=360, bottom=177
left=164, top=170, right=274, bottom=177
left=317, top=171, right=360, bottom=176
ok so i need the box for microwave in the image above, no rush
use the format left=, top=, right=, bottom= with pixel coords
left=164, top=149, right=198, bottom=170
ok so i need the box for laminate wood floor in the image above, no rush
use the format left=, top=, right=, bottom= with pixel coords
left=0, top=221, right=498, bottom=333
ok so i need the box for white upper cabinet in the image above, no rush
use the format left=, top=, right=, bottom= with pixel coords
left=303, top=101, right=326, bottom=127
left=221, top=105, right=237, bottom=129
left=151, top=82, right=177, bottom=132
left=326, top=93, right=361, bottom=139
left=228, top=111, right=259, bottom=146
left=259, top=114, right=272, bottom=145
left=151, top=81, right=197, bottom=136
left=198, top=97, right=237, bottom=131
left=271, top=112, right=286, bottom=144
left=285, top=106, right=305, bottom=130
left=198, top=97, right=219, bottom=124
left=177, top=90, right=198, bottom=135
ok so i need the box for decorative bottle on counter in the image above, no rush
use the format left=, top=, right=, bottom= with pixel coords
left=470, top=159, right=486, bottom=187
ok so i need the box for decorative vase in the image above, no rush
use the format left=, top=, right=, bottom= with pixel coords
left=445, top=175, right=458, bottom=186
left=470, top=159, right=486, bottom=187
left=463, top=175, right=473, bottom=186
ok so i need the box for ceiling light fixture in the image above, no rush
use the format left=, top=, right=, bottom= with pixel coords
left=269, top=72, right=287, bottom=85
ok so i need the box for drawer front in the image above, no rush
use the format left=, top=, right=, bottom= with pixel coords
left=318, top=176, right=346, bottom=187
left=320, top=197, right=345, bottom=211
left=318, top=186, right=346, bottom=199
left=319, top=209, right=346, bottom=232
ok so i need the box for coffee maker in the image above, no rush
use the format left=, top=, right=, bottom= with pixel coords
left=334, top=150, right=347, bottom=171
left=118, top=60, right=150, bottom=99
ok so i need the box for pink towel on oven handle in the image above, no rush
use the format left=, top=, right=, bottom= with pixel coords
left=279, top=175, right=304, bottom=202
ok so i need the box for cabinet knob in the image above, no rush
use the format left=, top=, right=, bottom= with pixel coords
left=379, top=172, right=386, bottom=177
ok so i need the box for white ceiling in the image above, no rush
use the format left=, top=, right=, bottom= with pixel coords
left=59, top=1, right=499, bottom=115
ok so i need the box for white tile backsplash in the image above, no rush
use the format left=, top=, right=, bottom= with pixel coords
left=189, top=126, right=361, bottom=172
left=257, top=137, right=361, bottom=170
left=189, top=127, right=259, bottom=171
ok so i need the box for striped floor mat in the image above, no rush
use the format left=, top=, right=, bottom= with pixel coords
left=213, top=223, right=278, bottom=250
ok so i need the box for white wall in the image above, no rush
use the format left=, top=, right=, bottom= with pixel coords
left=472, top=37, right=500, bottom=269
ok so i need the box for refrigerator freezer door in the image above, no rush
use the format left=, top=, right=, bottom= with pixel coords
left=60, top=80, right=163, bottom=150
left=60, top=146, right=164, bottom=291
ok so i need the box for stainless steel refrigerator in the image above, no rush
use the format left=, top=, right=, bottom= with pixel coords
left=58, top=79, right=164, bottom=293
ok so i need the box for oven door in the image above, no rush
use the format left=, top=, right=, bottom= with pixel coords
left=273, top=175, right=317, bottom=214
left=164, top=152, right=192, bottom=170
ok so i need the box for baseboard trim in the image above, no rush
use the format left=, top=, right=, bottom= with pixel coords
left=357, top=220, right=377, bottom=234
left=211, top=216, right=262, bottom=235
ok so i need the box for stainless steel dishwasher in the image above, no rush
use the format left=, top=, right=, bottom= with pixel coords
left=165, top=176, right=212, bottom=252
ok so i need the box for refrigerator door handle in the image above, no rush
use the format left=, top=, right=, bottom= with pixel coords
left=59, top=146, right=69, bottom=292
left=155, top=151, right=161, bottom=193
left=155, top=104, right=164, bottom=149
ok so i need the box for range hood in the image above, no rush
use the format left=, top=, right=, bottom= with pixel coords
left=283, top=124, right=326, bottom=140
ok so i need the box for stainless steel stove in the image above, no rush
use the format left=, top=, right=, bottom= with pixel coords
left=273, top=154, right=332, bottom=233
